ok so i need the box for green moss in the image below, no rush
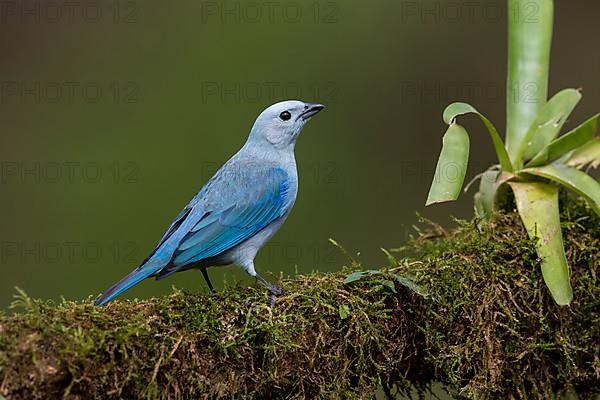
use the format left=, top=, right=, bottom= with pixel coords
left=0, top=273, right=418, bottom=399
left=0, top=195, right=598, bottom=399
left=396, top=193, right=600, bottom=398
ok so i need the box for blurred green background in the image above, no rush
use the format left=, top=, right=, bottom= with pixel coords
left=1, top=0, right=599, bottom=309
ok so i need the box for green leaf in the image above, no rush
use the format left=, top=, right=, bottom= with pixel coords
left=343, top=270, right=381, bottom=284
left=473, top=192, right=487, bottom=220
left=517, top=89, right=582, bottom=163
left=338, top=304, right=351, bottom=320
left=474, top=169, right=500, bottom=218
left=391, top=274, right=427, bottom=297
left=381, top=280, right=397, bottom=294
left=443, top=102, right=513, bottom=172
left=343, top=272, right=365, bottom=284
left=508, top=182, right=572, bottom=305
left=565, top=138, right=600, bottom=170
left=426, top=124, right=470, bottom=205
left=528, top=113, right=598, bottom=167
left=521, top=163, right=600, bottom=216
left=474, top=169, right=515, bottom=219
left=506, top=0, right=553, bottom=161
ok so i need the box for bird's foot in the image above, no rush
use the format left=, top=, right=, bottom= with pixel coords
left=267, top=285, right=282, bottom=308
left=256, top=275, right=282, bottom=307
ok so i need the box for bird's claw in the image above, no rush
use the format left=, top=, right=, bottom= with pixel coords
left=268, top=285, right=282, bottom=308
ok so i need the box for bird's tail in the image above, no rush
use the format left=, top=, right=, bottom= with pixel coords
left=95, top=260, right=164, bottom=306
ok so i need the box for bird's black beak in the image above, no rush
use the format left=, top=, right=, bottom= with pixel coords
left=299, top=103, right=325, bottom=120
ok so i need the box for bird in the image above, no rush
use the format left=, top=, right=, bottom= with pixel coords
left=95, top=100, right=325, bottom=307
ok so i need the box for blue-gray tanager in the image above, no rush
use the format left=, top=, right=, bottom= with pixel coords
left=95, top=100, right=325, bottom=306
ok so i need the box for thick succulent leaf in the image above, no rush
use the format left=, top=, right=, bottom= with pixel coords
left=565, top=138, right=600, bottom=170
left=508, top=182, right=572, bottom=305
left=473, top=193, right=486, bottom=220
left=517, top=89, right=582, bottom=162
left=426, top=124, right=470, bottom=205
left=443, top=102, right=513, bottom=172
left=474, top=169, right=500, bottom=219
left=474, top=169, right=514, bottom=219
left=527, top=114, right=598, bottom=167
left=521, top=163, right=600, bottom=215
left=506, top=0, right=553, bottom=162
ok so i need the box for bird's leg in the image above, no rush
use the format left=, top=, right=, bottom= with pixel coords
left=200, top=268, right=216, bottom=294
left=256, top=274, right=282, bottom=307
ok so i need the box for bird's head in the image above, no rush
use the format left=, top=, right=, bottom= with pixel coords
left=247, top=100, right=325, bottom=150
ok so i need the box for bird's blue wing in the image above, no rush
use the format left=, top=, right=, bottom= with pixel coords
left=160, top=167, right=292, bottom=274
left=137, top=205, right=193, bottom=266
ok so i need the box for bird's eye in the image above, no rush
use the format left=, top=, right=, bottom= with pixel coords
left=279, top=111, right=292, bottom=121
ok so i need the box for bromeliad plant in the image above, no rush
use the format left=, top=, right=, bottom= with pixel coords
left=426, top=0, right=600, bottom=306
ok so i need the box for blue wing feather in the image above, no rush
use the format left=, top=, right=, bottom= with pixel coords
left=164, top=167, right=291, bottom=273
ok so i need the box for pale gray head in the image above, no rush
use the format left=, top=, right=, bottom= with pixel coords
left=247, top=100, right=325, bottom=150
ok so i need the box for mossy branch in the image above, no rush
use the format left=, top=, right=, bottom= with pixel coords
left=1, top=196, right=598, bottom=399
